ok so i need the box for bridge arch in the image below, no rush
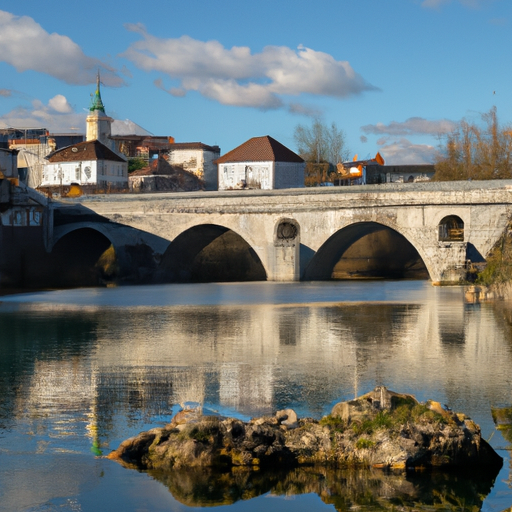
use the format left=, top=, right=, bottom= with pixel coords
left=302, top=221, right=431, bottom=281
left=157, top=223, right=267, bottom=282
left=49, top=226, right=114, bottom=287
left=52, top=222, right=115, bottom=250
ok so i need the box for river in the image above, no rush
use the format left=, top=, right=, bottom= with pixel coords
left=0, top=280, right=511, bottom=511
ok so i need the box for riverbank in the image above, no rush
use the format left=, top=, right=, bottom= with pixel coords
left=471, top=220, right=512, bottom=300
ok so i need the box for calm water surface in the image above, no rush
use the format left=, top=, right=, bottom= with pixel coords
left=0, top=281, right=511, bottom=511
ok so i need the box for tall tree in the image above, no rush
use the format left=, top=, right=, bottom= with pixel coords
left=434, top=107, right=512, bottom=181
left=294, top=119, right=349, bottom=185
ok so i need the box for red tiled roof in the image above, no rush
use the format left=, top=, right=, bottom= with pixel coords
left=216, top=136, right=303, bottom=164
left=46, top=140, right=126, bottom=163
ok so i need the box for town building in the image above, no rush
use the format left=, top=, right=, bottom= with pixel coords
left=41, top=139, right=128, bottom=190
left=85, top=74, right=116, bottom=153
left=167, top=142, right=220, bottom=191
left=365, top=164, right=435, bottom=184
left=0, top=128, right=86, bottom=188
left=40, top=75, right=128, bottom=190
left=129, top=155, right=202, bottom=193
left=216, top=136, right=304, bottom=190
left=335, top=153, right=434, bottom=186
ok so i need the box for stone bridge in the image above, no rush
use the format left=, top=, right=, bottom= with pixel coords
left=49, top=180, right=512, bottom=285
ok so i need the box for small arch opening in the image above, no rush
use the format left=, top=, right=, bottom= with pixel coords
left=439, top=216, right=464, bottom=242
left=275, top=219, right=299, bottom=245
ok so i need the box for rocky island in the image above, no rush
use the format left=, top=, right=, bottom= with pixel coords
left=108, top=386, right=502, bottom=472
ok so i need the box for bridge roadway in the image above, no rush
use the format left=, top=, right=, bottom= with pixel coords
left=52, top=180, right=512, bottom=284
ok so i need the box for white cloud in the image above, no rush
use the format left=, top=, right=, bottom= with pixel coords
left=288, top=103, right=323, bottom=117
left=421, top=0, right=450, bottom=7
left=0, top=89, right=12, bottom=97
left=361, top=117, right=456, bottom=136
left=379, top=138, right=438, bottom=165
left=0, top=10, right=124, bottom=86
left=48, top=94, right=73, bottom=114
left=122, top=25, right=378, bottom=110
left=0, top=95, right=85, bottom=132
left=422, top=0, right=490, bottom=8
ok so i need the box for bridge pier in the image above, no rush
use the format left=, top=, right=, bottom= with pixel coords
left=430, top=242, right=468, bottom=285
left=269, top=219, right=300, bottom=281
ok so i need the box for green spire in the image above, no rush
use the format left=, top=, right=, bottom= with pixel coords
left=89, top=71, right=106, bottom=113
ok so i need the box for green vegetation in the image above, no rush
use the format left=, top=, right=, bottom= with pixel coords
left=476, top=223, right=512, bottom=286
left=319, top=415, right=346, bottom=431
left=351, top=411, right=395, bottom=436
left=355, top=438, right=375, bottom=450
left=491, top=406, right=512, bottom=444
left=178, top=420, right=221, bottom=443
left=324, top=402, right=447, bottom=440
left=128, top=157, right=148, bottom=174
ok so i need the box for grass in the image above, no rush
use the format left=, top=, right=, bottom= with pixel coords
left=349, top=404, right=447, bottom=437
left=178, top=419, right=221, bottom=443
left=355, top=438, right=375, bottom=450
left=319, top=415, right=346, bottom=431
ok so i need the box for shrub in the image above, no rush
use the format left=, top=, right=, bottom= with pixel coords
left=356, top=438, right=375, bottom=450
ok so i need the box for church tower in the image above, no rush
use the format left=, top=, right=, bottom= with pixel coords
left=86, top=72, right=114, bottom=147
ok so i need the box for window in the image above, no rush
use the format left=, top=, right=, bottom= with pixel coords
left=75, top=167, right=80, bottom=180
left=439, top=216, right=464, bottom=241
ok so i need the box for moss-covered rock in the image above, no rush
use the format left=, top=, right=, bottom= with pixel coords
left=108, top=387, right=502, bottom=473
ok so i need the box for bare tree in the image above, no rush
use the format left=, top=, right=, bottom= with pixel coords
left=434, top=106, right=512, bottom=181
left=294, top=119, right=349, bottom=186
left=294, top=119, right=349, bottom=165
left=326, top=121, right=350, bottom=165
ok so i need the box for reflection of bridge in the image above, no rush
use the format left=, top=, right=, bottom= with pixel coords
left=51, top=180, right=512, bottom=284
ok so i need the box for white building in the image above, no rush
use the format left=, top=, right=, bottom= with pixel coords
left=85, top=73, right=117, bottom=153
left=216, top=136, right=304, bottom=190
left=42, top=139, right=128, bottom=189
left=41, top=74, right=128, bottom=189
left=167, top=142, right=220, bottom=191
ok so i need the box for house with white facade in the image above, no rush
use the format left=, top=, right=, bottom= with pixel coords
left=167, top=142, right=220, bottom=191
left=216, top=136, right=304, bottom=190
left=41, top=139, right=128, bottom=189
left=41, top=73, right=128, bottom=190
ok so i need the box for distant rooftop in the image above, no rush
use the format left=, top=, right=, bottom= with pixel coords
left=170, top=142, right=220, bottom=152
left=216, top=136, right=303, bottom=164
left=111, top=119, right=153, bottom=137
left=46, top=140, right=126, bottom=163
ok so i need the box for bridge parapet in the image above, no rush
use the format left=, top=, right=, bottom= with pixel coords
left=51, top=180, right=512, bottom=284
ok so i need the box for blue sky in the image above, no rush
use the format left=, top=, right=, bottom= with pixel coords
left=0, top=0, right=510, bottom=164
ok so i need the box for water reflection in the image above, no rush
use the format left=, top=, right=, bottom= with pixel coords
left=0, top=282, right=511, bottom=510
left=147, top=466, right=497, bottom=511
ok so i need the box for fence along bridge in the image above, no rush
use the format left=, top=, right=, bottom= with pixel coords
left=49, top=180, right=512, bottom=286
